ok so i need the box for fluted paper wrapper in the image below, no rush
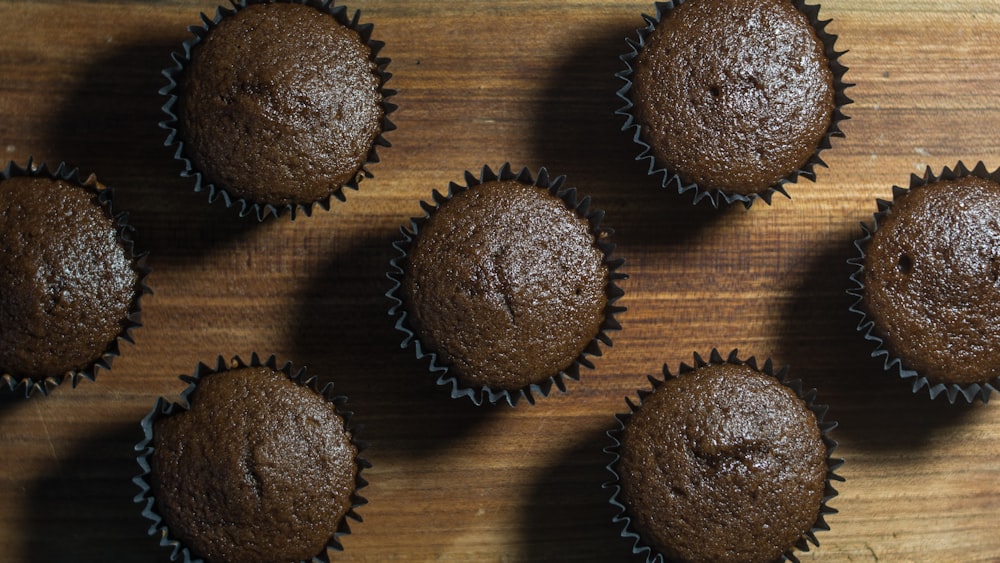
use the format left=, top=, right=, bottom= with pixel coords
left=0, top=159, right=150, bottom=398
left=616, top=0, right=852, bottom=209
left=604, top=349, right=842, bottom=562
left=132, top=353, right=370, bottom=562
left=386, top=163, right=627, bottom=406
left=160, top=0, right=397, bottom=221
left=848, top=161, right=1000, bottom=403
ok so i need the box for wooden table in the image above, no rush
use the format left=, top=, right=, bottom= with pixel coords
left=1, top=0, right=998, bottom=561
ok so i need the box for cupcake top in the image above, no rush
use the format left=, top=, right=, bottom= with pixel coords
left=0, top=174, right=137, bottom=382
left=400, top=175, right=610, bottom=395
left=149, top=365, right=360, bottom=563
left=860, top=174, right=1000, bottom=388
left=615, top=359, right=830, bottom=562
left=177, top=1, right=385, bottom=211
left=630, top=0, right=835, bottom=198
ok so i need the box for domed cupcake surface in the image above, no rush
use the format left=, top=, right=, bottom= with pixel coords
left=148, top=364, right=361, bottom=563
left=388, top=165, right=627, bottom=405
left=858, top=171, right=1000, bottom=391
left=611, top=354, right=837, bottom=562
left=175, top=1, right=386, bottom=213
left=0, top=172, right=139, bottom=388
left=624, top=0, right=847, bottom=205
left=402, top=179, right=608, bottom=392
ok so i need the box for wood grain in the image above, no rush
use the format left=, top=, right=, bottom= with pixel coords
left=1, top=0, right=999, bottom=561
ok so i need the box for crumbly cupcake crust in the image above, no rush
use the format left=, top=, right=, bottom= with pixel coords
left=0, top=160, right=146, bottom=396
left=135, top=354, right=368, bottom=563
left=863, top=177, right=1000, bottom=386
left=162, top=0, right=396, bottom=220
left=180, top=2, right=381, bottom=206
left=850, top=162, right=1000, bottom=402
left=632, top=0, right=833, bottom=196
left=618, top=0, right=852, bottom=207
left=152, top=366, right=357, bottom=562
left=606, top=350, right=842, bottom=563
left=402, top=179, right=608, bottom=390
left=387, top=164, right=626, bottom=406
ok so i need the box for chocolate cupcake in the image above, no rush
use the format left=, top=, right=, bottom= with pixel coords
left=0, top=160, right=148, bottom=397
left=133, top=354, right=368, bottom=563
left=849, top=162, right=1000, bottom=403
left=161, top=0, right=396, bottom=220
left=387, top=164, right=626, bottom=406
left=605, top=350, right=842, bottom=563
left=617, top=0, right=851, bottom=208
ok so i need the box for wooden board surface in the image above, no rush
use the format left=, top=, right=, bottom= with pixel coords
left=1, top=0, right=999, bottom=561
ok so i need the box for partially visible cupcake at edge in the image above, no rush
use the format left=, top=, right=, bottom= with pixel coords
left=606, top=350, right=842, bottom=562
left=618, top=0, right=851, bottom=208
left=849, top=162, right=1000, bottom=403
left=161, top=0, right=396, bottom=220
left=0, top=160, right=148, bottom=397
left=134, top=354, right=368, bottom=563
left=387, top=164, right=626, bottom=406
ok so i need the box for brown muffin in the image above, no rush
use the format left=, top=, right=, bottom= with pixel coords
left=620, top=0, right=849, bottom=207
left=0, top=163, right=143, bottom=395
left=388, top=164, right=626, bottom=406
left=139, top=357, right=365, bottom=563
left=166, top=0, right=392, bottom=219
left=850, top=162, right=1000, bottom=402
left=608, top=351, right=840, bottom=563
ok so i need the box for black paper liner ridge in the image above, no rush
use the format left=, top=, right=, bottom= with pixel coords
left=848, top=161, right=1000, bottom=403
left=604, top=349, right=843, bottom=563
left=159, top=0, right=397, bottom=221
left=133, top=353, right=370, bottom=563
left=616, top=0, right=853, bottom=209
left=386, top=163, right=627, bottom=407
left=0, top=158, right=151, bottom=398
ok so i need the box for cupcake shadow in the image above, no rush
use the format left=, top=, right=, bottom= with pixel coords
left=774, top=235, right=979, bottom=453
left=518, top=425, right=638, bottom=562
left=291, top=231, right=496, bottom=461
left=23, top=423, right=167, bottom=563
left=49, top=38, right=258, bottom=260
left=0, top=391, right=25, bottom=407
left=529, top=19, right=734, bottom=249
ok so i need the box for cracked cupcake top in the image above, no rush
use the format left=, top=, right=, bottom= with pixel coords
left=632, top=0, right=834, bottom=195
left=861, top=176, right=1000, bottom=386
left=150, top=366, right=358, bottom=563
left=178, top=2, right=384, bottom=207
left=617, top=361, right=827, bottom=562
left=401, top=180, right=609, bottom=390
left=0, top=175, right=136, bottom=379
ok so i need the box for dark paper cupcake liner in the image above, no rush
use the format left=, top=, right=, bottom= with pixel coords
left=160, top=0, right=397, bottom=221
left=616, top=0, right=853, bottom=209
left=0, top=158, right=151, bottom=398
left=848, top=161, right=1000, bottom=403
left=133, top=353, right=369, bottom=562
left=386, top=163, right=627, bottom=407
left=604, top=349, right=843, bottom=563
